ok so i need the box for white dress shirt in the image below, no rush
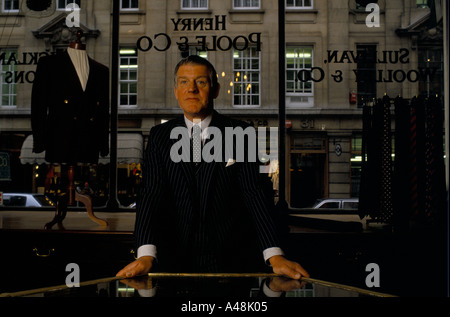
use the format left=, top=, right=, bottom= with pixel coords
left=67, top=47, right=90, bottom=91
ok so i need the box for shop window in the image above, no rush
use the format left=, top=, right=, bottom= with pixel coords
left=232, top=47, right=260, bottom=107
left=233, top=0, right=260, bottom=9
left=286, top=0, right=313, bottom=9
left=181, top=0, right=208, bottom=10
left=56, top=0, right=80, bottom=10
left=0, top=49, right=17, bottom=107
left=286, top=46, right=314, bottom=107
left=121, top=0, right=138, bottom=11
left=119, top=48, right=138, bottom=107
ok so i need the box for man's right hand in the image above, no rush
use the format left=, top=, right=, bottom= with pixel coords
left=116, top=256, right=154, bottom=278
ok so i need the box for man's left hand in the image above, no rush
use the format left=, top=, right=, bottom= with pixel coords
left=269, top=255, right=310, bottom=280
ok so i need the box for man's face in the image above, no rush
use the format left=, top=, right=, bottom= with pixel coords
left=174, top=64, right=220, bottom=121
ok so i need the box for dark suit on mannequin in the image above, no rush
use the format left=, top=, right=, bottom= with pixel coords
left=31, top=50, right=109, bottom=164
left=135, top=110, right=283, bottom=273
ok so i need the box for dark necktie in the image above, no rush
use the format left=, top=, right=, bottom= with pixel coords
left=380, top=96, right=393, bottom=224
left=409, top=98, right=419, bottom=218
left=424, top=96, right=446, bottom=224
left=192, top=124, right=202, bottom=166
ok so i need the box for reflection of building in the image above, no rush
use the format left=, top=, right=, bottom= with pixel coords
left=0, top=0, right=444, bottom=208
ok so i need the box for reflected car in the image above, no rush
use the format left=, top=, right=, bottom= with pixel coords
left=312, top=198, right=359, bottom=210
left=1, top=193, right=55, bottom=207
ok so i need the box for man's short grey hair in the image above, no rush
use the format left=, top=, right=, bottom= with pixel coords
left=174, top=55, right=219, bottom=90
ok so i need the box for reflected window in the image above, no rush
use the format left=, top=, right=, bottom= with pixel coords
left=2, top=0, right=18, bottom=12
left=233, top=0, right=260, bottom=9
left=416, top=0, right=429, bottom=8
left=320, top=202, right=339, bottom=208
left=351, top=134, right=362, bottom=197
left=57, top=0, right=80, bottom=10
left=181, top=0, right=208, bottom=10
left=343, top=201, right=359, bottom=209
left=356, top=44, right=377, bottom=107
left=181, top=46, right=207, bottom=59
left=121, top=0, right=139, bottom=10
left=286, top=46, right=314, bottom=107
left=119, top=48, right=138, bottom=107
left=286, top=0, right=313, bottom=9
left=355, top=0, right=378, bottom=9
left=233, top=47, right=260, bottom=107
left=418, top=48, right=443, bottom=97
left=0, top=49, right=17, bottom=107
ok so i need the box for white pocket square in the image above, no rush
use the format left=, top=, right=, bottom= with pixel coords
left=225, top=158, right=236, bottom=167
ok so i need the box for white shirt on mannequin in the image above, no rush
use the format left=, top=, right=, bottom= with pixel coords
left=67, top=47, right=90, bottom=91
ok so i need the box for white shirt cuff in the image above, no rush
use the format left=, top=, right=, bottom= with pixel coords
left=137, top=244, right=157, bottom=259
left=263, top=247, right=285, bottom=264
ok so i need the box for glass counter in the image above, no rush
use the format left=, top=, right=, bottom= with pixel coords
left=0, top=273, right=396, bottom=298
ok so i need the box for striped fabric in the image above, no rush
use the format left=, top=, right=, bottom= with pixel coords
left=134, top=110, right=281, bottom=272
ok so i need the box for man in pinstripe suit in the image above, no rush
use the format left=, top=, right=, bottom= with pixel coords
left=117, top=56, right=309, bottom=280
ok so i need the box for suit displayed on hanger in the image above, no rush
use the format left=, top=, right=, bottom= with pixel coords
left=31, top=50, right=109, bottom=164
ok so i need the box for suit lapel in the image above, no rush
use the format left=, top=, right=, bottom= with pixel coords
left=168, top=115, right=196, bottom=190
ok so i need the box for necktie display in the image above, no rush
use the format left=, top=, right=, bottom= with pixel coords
left=358, top=94, right=445, bottom=230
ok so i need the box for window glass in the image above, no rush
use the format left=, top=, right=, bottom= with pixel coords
left=233, top=48, right=260, bottom=107
left=286, top=0, right=313, bottom=9
left=343, top=201, right=359, bottom=209
left=286, top=46, right=314, bottom=107
left=233, top=0, right=260, bottom=9
left=119, top=48, right=138, bottom=107
left=355, top=0, right=377, bottom=9
left=0, top=49, right=17, bottom=107
left=320, top=202, right=339, bottom=208
left=356, top=44, right=377, bottom=107
left=416, top=0, right=429, bottom=9
left=0, top=1, right=446, bottom=235
left=2, top=0, right=19, bottom=12
left=181, top=0, right=208, bottom=10
left=57, top=0, right=80, bottom=10
left=121, top=0, right=139, bottom=10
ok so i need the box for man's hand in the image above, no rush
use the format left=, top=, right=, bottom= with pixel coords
left=116, top=256, right=155, bottom=278
left=269, top=255, right=310, bottom=280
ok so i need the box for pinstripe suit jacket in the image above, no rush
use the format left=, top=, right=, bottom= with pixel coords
left=135, top=110, right=283, bottom=272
